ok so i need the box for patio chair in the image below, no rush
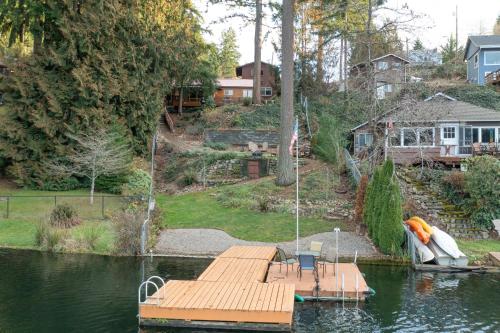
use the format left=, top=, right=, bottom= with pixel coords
left=488, top=142, right=496, bottom=155
left=297, top=254, right=318, bottom=280
left=310, top=241, right=326, bottom=277
left=472, top=143, right=482, bottom=156
left=276, top=247, right=296, bottom=275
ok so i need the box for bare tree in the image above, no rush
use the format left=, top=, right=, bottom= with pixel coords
left=276, top=0, right=295, bottom=186
left=47, top=129, right=132, bottom=204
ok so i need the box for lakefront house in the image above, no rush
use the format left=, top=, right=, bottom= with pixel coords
left=352, top=93, right=500, bottom=165
left=464, top=35, right=500, bottom=85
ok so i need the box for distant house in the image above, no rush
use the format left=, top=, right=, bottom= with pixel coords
left=408, top=49, right=442, bottom=66
left=214, top=79, right=254, bottom=106
left=351, top=93, right=500, bottom=165
left=464, top=35, right=500, bottom=85
left=350, top=54, right=409, bottom=100
left=235, top=62, right=278, bottom=101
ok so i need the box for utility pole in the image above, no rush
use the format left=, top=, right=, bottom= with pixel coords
left=455, top=4, right=458, bottom=64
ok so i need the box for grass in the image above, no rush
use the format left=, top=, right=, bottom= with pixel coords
left=0, top=185, right=121, bottom=254
left=457, top=239, right=500, bottom=262
left=157, top=190, right=344, bottom=243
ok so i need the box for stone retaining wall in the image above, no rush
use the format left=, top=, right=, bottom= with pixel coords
left=205, top=129, right=279, bottom=146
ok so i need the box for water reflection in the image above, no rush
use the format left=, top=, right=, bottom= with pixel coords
left=0, top=249, right=499, bottom=333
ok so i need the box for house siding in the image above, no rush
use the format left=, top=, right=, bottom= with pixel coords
left=236, top=62, right=278, bottom=101
left=467, top=48, right=500, bottom=85
left=214, top=87, right=253, bottom=106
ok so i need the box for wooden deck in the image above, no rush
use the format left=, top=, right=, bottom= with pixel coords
left=139, top=246, right=296, bottom=330
left=266, top=262, right=370, bottom=300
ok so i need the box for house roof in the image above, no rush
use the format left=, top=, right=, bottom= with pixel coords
left=351, top=92, right=500, bottom=131
left=236, top=61, right=276, bottom=69
left=464, top=35, right=500, bottom=60
left=217, top=78, right=253, bottom=88
left=351, top=53, right=409, bottom=69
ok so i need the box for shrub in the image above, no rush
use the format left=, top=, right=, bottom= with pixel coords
left=121, top=169, right=151, bottom=197
left=79, top=225, right=101, bottom=251
left=40, top=177, right=81, bottom=191
left=363, top=160, right=404, bottom=256
left=463, top=156, right=500, bottom=228
left=354, top=175, right=369, bottom=224
left=95, top=173, right=129, bottom=194
left=111, top=211, right=143, bottom=255
left=203, top=141, right=228, bottom=151
left=180, top=169, right=198, bottom=186
left=35, top=220, right=50, bottom=247
left=312, top=115, right=345, bottom=166
left=35, top=220, right=65, bottom=251
left=242, top=97, right=252, bottom=106
left=49, top=204, right=80, bottom=228
left=256, top=196, right=270, bottom=212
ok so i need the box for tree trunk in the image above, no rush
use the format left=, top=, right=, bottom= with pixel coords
left=178, top=87, right=184, bottom=115
left=316, top=0, right=324, bottom=85
left=276, top=0, right=295, bottom=186
left=252, top=0, right=262, bottom=105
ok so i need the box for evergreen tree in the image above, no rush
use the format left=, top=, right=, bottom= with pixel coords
left=440, top=35, right=464, bottom=63
left=218, top=28, right=240, bottom=77
left=493, top=15, right=500, bottom=35
left=413, top=38, right=423, bottom=50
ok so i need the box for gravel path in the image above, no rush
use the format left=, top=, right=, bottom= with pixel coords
left=155, top=228, right=379, bottom=260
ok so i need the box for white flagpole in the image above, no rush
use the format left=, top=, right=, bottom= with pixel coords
left=296, top=117, right=299, bottom=253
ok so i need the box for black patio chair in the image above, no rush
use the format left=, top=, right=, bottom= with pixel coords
left=276, top=247, right=296, bottom=276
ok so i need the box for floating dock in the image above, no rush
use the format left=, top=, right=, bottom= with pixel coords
left=139, top=245, right=369, bottom=331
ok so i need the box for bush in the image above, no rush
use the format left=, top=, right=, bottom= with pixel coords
left=95, top=173, right=129, bottom=194
left=203, top=141, right=228, bottom=151
left=441, top=171, right=466, bottom=205
left=111, top=211, right=143, bottom=255
left=79, top=225, right=101, bottom=251
left=180, top=169, right=198, bottom=186
left=39, top=177, right=82, bottom=191
left=463, top=156, right=500, bottom=228
left=312, top=115, right=345, bottom=166
left=35, top=220, right=65, bottom=251
left=364, top=160, right=404, bottom=256
left=35, top=220, right=50, bottom=247
left=121, top=168, right=151, bottom=197
left=354, top=175, right=369, bottom=224
left=242, top=97, right=252, bottom=106
left=49, top=204, right=81, bottom=228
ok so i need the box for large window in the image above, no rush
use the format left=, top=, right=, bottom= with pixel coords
left=243, top=89, right=252, bottom=98
left=481, top=128, right=495, bottom=143
left=484, top=51, right=500, bottom=65
left=356, top=133, right=373, bottom=148
left=224, top=89, right=233, bottom=96
left=443, top=127, right=456, bottom=139
left=261, top=87, right=272, bottom=96
left=419, top=128, right=435, bottom=146
left=403, top=129, right=417, bottom=146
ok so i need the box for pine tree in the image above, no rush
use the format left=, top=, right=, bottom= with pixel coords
left=218, top=28, right=241, bottom=77
left=413, top=38, right=424, bottom=50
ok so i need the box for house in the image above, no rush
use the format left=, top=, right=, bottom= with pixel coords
left=349, top=54, right=409, bottom=100
left=464, top=35, right=500, bottom=85
left=351, top=93, right=500, bottom=165
left=408, top=49, right=442, bottom=66
left=213, top=78, right=254, bottom=106
left=235, top=62, right=278, bottom=101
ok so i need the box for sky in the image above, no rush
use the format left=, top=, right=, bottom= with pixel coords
left=194, top=0, right=500, bottom=66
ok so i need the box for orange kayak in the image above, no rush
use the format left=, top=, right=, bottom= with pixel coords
left=405, top=219, right=430, bottom=244
left=409, top=216, right=433, bottom=235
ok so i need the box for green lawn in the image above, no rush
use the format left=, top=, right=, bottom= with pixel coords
left=457, top=239, right=500, bottom=262
left=157, top=190, right=343, bottom=242
left=0, top=186, right=120, bottom=254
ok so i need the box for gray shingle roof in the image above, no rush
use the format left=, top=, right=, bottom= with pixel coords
left=380, top=94, right=500, bottom=123
left=464, top=35, right=500, bottom=60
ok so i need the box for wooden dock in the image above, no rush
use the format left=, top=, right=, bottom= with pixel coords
left=266, top=262, right=370, bottom=300
left=139, top=246, right=295, bottom=331
left=139, top=245, right=371, bottom=330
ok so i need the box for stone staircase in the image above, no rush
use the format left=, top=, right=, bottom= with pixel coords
left=397, top=168, right=489, bottom=240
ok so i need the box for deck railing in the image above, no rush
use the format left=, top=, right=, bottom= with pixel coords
left=485, top=69, right=500, bottom=85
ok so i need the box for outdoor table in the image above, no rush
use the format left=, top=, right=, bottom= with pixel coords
left=295, top=250, right=320, bottom=257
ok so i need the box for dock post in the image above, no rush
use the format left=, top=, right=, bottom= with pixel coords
left=341, top=273, right=345, bottom=301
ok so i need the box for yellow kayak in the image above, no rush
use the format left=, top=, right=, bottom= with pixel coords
left=410, top=216, right=433, bottom=235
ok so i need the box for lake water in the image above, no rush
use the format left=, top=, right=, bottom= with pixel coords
left=0, top=249, right=499, bottom=332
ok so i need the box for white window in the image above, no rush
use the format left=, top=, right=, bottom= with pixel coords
left=474, top=54, right=479, bottom=68
left=484, top=51, right=500, bottom=65
left=418, top=128, right=435, bottom=146
left=261, top=87, right=272, bottom=96
left=403, top=129, right=417, bottom=146
left=356, top=133, right=373, bottom=148
left=376, top=85, right=385, bottom=99
left=397, top=128, right=435, bottom=147
left=443, top=127, right=456, bottom=139
left=384, top=84, right=393, bottom=93
left=243, top=89, right=253, bottom=98
left=224, top=89, right=233, bottom=96
left=377, top=61, right=388, bottom=70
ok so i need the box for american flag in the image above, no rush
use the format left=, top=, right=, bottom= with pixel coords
left=289, top=119, right=298, bottom=155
